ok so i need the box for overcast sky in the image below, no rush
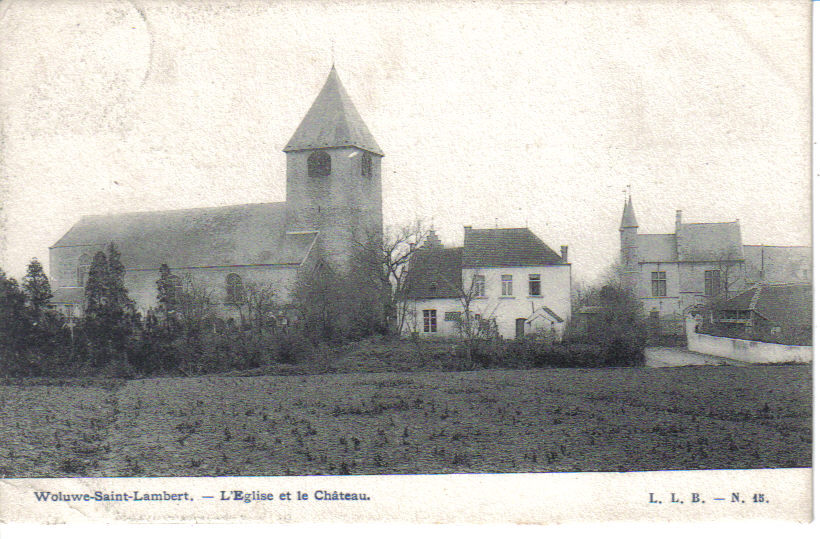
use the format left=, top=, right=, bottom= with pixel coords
left=0, top=0, right=810, bottom=284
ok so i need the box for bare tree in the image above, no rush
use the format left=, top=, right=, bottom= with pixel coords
left=177, top=274, right=216, bottom=335
left=349, top=219, right=432, bottom=335
left=240, top=280, right=281, bottom=334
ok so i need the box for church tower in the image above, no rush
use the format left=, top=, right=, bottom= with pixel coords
left=284, top=67, right=383, bottom=270
left=619, top=195, right=640, bottom=292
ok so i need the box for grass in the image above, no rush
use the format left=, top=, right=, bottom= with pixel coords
left=0, top=364, right=810, bottom=477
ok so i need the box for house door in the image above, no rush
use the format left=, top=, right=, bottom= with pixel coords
left=515, top=318, right=526, bottom=338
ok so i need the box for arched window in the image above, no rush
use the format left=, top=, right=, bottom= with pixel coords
left=77, top=254, right=91, bottom=286
left=361, top=153, right=372, bottom=178
left=307, top=151, right=331, bottom=177
left=226, top=273, right=243, bottom=304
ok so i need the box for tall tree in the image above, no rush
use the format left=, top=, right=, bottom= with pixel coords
left=22, top=258, right=52, bottom=316
left=156, top=263, right=180, bottom=319
left=105, top=243, right=131, bottom=312
left=83, top=244, right=136, bottom=363
left=0, top=270, right=30, bottom=359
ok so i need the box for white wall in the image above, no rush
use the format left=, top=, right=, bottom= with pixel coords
left=405, top=264, right=572, bottom=340
left=404, top=298, right=464, bottom=337
left=685, top=316, right=812, bottom=364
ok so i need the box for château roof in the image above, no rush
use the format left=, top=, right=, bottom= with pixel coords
left=50, top=203, right=317, bottom=270
left=620, top=196, right=638, bottom=229
left=676, top=221, right=743, bottom=262
left=284, top=66, right=383, bottom=155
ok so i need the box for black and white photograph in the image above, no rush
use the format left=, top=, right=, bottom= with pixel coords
left=0, top=0, right=812, bottom=525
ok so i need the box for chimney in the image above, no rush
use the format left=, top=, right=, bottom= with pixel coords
left=675, top=210, right=682, bottom=229
left=560, top=245, right=568, bottom=263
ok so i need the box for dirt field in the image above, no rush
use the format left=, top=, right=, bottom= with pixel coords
left=0, top=365, right=811, bottom=477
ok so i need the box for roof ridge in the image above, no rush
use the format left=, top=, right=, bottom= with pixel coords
left=681, top=221, right=739, bottom=226
left=744, top=244, right=812, bottom=249
left=81, top=201, right=284, bottom=220
left=747, top=284, right=764, bottom=312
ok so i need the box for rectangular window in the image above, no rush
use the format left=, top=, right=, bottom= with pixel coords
left=704, top=270, right=721, bottom=296
left=501, top=275, right=513, bottom=296
left=528, top=274, right=541, bottom=296
left=472, top=275, right=485, bottom=297
left=651, top=271, right=667, bottom=297
left=444, top=311, right=461, bottom=322
left=423, top=309, right=437, bottom=333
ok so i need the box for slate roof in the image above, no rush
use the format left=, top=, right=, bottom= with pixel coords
left=462, top=228, right=563, bottom=268
left=620, top=196, right=638, bottom=229
left=718, top=283, right=812, bottom=328
left=742, top=245, right=812, bottom=283
left=405, top=247, right=463, bottom=299
left=51, top=203, right=317, bottom=270
left=637, top=234, right=677, bottom=262
left=284, top=66, right=383, bottom=155
left=405, top=228, right=565, bottom=299
left=675, top=222, right=743, bottom=262
left=527, top=306, right=564, bottom=324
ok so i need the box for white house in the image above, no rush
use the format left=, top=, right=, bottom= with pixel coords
left=403, top=227, right=571, bottom=340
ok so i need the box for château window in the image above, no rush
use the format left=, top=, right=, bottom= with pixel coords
left=651, top=271, right=667, bottom=297
left=77, top=254, right=91, bottom=286
left=307, top=151, right=331, bottom=177
left=501, top=275, right=513, bottom=296
left=423, top=309, right=437, bottom=333
left=361, top=153, right=372, bottom=178
left=226, top=273, right=244, bottom=304
left=528, top=274, right=541, bottom=296
left=704, top=270, right=721, bottom=297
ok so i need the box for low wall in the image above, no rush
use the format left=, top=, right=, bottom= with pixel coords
left=685, top=317, right=812, bottom=364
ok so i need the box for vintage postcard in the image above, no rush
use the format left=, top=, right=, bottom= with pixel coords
left=0, top=0, right=812, bottom=527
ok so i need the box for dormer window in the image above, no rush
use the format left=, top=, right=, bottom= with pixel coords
left=361, top=153, right=372, bottom=178
left=308, top=151, right=331, bottom=177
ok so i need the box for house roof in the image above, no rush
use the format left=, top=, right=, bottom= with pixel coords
left=718, top=283, right=812, bottom=328
left=50, top=203, right=317, bottom=270
left=526, top=306, right=564, bottom=324
left=462, top=227, right=563, bottom=268
left=405, top=227, right=565, bottom=299
left=283, top=66, right=383, bottom=156
left=405, top=247, right=463, bottom=299
left=676, top=221, right=743, bottom=262
left=620, top=196, right=638, bottom=229
left=638, top=234, right=677, bottom=262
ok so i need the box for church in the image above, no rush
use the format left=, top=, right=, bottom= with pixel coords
left=48, top=67, right=383, bottom=319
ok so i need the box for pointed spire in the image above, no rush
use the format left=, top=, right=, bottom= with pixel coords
left=284, top=67, right=383, bottom=155
left=620, top=195, right=638, bottom=230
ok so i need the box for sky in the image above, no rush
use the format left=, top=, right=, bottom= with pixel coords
left=0, top=0, right=811, bottom=285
